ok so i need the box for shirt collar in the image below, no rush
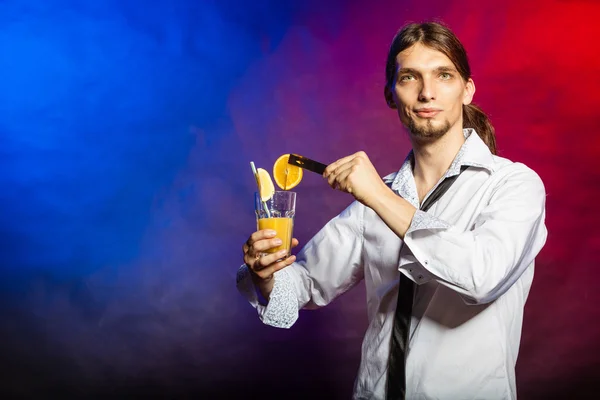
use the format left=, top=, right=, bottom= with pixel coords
left=445, top=128, right=496, bottom=177
left=383, top=129, right=496, bottom=206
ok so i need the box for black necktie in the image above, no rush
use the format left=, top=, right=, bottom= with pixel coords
left=386, top=166, right=468, bottom=400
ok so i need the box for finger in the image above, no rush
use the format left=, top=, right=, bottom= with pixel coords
left=324, top=151, right=369, bottom=178
left=244, top=248, right=275, bottom=270
left=324, top=154, right=357, bottom=178
left=255, top=255, right=297, bottom=280
left=245, top=238, right=285, bottom=269
left=354, top=150, right=368, bottom=160
left=242, top=239, right=253, bottom=254
left=327, top=159, right=356, bottom=188
left=243, top=250, right=256, bottom=268
left=333, top=166, right=356, bottom=193
left=254, top=249, right=289, bottom=270
left=291, top=238, right=299, bottom=248
left=252, top=237, right=284, bottom=253
left=246, top=229, right=277, bottom=248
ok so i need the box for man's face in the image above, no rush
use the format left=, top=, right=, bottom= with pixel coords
left=387, top=43, right=475, bottom=141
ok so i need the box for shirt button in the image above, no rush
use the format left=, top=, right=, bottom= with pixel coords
left=424, top=260, right=429, bottom=265
left=409, top=268, right=413, bottom=273
left=418, top=275, right=423, bottom=280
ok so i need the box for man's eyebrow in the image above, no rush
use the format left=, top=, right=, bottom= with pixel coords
left=396, top=66, right=458, bottom=75
left=396, top=67, right=419, bottom=75
left=433, top=66, right=458, bottom=73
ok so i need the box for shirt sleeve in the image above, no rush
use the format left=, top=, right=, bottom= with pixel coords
left=236, top=200, right=366, bottom=328
left=401, top=164, right=548, bottom=304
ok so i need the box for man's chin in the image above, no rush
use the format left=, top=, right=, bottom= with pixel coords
left=408, top=124, right=447, bottom=139
left=404, top=117, right=452, bottom=140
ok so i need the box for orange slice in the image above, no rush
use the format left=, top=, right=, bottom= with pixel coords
left=273, top=154, right=303, bottom=190
left=256, top=168, right=275, bottom=201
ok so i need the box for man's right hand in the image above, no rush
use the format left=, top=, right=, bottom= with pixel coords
left=242, top=229, right=298, bottom=300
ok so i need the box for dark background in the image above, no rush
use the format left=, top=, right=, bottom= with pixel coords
left=1, top=0, right=598, bottom=398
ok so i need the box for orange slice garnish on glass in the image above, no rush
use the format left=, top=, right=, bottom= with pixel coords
left=273, top=154, right=303, bottom=190
left=256, top=168, right=275, bottom=201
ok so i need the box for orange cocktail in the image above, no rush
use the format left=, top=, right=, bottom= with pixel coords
left=257, top=217, right=294, bottom=255
left=255, top=191, right=296, bottom=259
left=252, top=155, right=301, bottom=259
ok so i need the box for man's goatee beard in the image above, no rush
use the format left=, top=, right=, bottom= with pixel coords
left=407, top=118, right=452, bottom=140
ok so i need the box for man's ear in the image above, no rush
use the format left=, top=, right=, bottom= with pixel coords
left=463, top=78, right=476, bottom=105
left=384, top=85, right=397, bottom=109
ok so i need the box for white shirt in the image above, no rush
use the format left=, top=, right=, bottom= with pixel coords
left=237, top=129, right=548, bottom=399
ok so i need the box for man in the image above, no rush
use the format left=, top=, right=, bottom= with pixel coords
left=237, top=22, right=547, bottom=399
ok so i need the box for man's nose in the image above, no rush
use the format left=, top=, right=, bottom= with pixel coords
left=418, top=79, right=435, bottom=102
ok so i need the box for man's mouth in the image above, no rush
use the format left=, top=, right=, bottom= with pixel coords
left=414, top=108, right=441, bottom=118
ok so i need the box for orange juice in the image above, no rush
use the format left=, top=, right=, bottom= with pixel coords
left=257, top=217, right=294, bottom=254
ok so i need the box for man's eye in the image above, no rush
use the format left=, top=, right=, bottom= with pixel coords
left=400, top=75, right=415, bottom=82
left=440, top=72, right=452, bottom=80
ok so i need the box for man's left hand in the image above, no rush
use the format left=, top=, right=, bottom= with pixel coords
left=323, top=151, right=389, bottom=207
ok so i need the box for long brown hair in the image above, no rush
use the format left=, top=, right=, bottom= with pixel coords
left=385, top=22, right=497, bottom=155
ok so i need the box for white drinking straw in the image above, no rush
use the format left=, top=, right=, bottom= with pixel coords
left=250, top=161, right=271, bottom=218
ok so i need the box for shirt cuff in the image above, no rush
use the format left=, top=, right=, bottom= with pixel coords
left=406, top=209, right=450, bottom=235
left=236, top=265, right=299, bottom=329
left=402, top=212, right=473, bottom=292
left=399, top=210, right=451, bottom=285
